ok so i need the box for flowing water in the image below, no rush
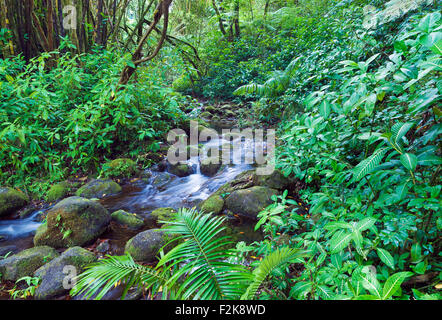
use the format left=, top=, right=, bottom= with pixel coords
left=0, top=134, right=264, bottom=254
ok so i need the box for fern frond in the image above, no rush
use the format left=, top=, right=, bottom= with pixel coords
left=70, top=254, right=167, bottom=300
left=159, top=208, right=252, bottom=300
left=241, top=247, right=307, bottom=300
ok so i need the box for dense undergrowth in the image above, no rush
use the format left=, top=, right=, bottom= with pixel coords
left=0, top=0, right=440, bottom=301
left=0, top=41, right=194, bottom=196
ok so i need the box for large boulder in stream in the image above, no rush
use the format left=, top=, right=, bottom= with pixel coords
left=75, top=179, right=122, bottom=199
left=125, top=229, right=175, bottom=263
left=200, top=157, right=223, bottom=177
left=167, top=162, right=195, bottom=177
left=0, top=187, right=29, bottom=217
left=253, top=169, right=291, bottom=190
left=33, top=197, right=111, bottom=249
left=225, top=186, right=278, bottom=219
left=0, top=246, right=59, bottom=281
left=34, top=247, right=96, bottom=300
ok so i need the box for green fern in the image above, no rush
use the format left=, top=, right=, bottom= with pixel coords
left=158, top=208, right=253, bottom=300
left=234, top=58, right=301, bottom=98
left=71, top=208, right=252, bottom=300
left=241, top=247, right=307, bottom=300
left=70, top=254, right=168, bottom=300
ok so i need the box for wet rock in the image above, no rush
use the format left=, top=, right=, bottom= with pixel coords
left=151, top=159, right=168, bottom=172
left=152, top=172, right=176, bottom=188
left=75, top=179, right=122, bottom=199
left=46, top=181, right=72, bottom=203
left=200, top=194, right=225, bottom=215
left=225, top=186, right=278, bottom=219
left=34, top=247, right=96, bottom=300
left=125, top=229, right=175, bottom=263
left=0, top=245, right=19, bottom=257
left=168, top=162, right=195, bottom=177
left=33, top=197, right=111, bottom=248
left=101, top=158, right=138, bottom=178
left=200, top=111, right=213, bottom=119
left=150, top=208, right=177, bottom=224
left=253, top=169, right=291, bottom=190
left=111, top=210, right=145, bottom=230
left=0, top=187, right=29, bottom=217
left=200, top=157, right=223, bottom=177
left=96, top=240, right=111, bottom=254
left=0, top=246, right=59, bottom=281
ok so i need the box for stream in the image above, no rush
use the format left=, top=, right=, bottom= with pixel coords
left=0, top=132, right=264, bottom=255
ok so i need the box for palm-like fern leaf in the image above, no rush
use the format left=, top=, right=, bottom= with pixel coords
left=159, top=208, right=252, bottom=300
left=241, top=247, right=307, bottom=300
left=70, top=254, right=166, bottom=300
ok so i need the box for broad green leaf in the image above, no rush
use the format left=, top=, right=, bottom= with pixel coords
left=352, top=147, right=390, bottom=181
left=382, top=272, right=413, bottom=300
left=319, top=100, right=331, bottom=119
left=377, top=248, right=395, bottom=269
left=390, top=122, right=414, bottom=150
left=355, top=217, right=377, bottom=232
left=400, top=153, right=418, bottom=171
left=359, top=267, right=382, bottom=299
left=418, top=12, right=441, bottom=33
left=329, top=230, right=352, bottom=254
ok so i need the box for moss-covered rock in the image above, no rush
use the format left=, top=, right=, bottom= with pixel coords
left=0, top=246, right=59, bottom=281
left=111, top=210, right=145, bottom=230
left=200, top=194, right=225, bottom=215
left=0, top=187, right=29, bottom=217
left=168, top=162, right=195, bottom=177
left=204, top=106, right=217, bottom=114
left=150, top=207, right=177, bottom=223
left=75, top=179, right=122, bottom=199
left=200, top=157, right=223, bottom=177
left=223, top=109, right=236, bottom=118
left=46, top=181, right=71, bottom=203
left=33, top=197, right=111, bottom=248
left=152, top=172, right=176, bottom=189
left=225, top=186, right=278, bottom=219
left=102, top=158, right=138, bottom=178
left=125, top=229, right=175, bottom=263
left=200, top=111, right=213, bottom=119
left=253, top=169, right=290, bottom=190
left=34, top=247, right=96, bottom=300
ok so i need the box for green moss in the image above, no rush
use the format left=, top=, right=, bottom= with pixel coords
left=150, top=207, right=177, bottom=223
left=75, top=179, right=122, bottom=199
left=0, top=246, right=59, bottom=281
left=200, top=157, right=223, bottom=177
left=101, top=158, right=138, bottom=178
left=111, top=210, right=145, bottom=229
left=200, top=194, right=225, bottom=215
left=125, top=229, right=175, bottom=262
left=0, top=187, right=29, bottom=217
left=200, top=111, right=212, bottom=119
left=33, top=197, right=111, bottom=248
left=168, top=163, right=194, bottom=177
left=46, top=181, right=71, bottom=203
